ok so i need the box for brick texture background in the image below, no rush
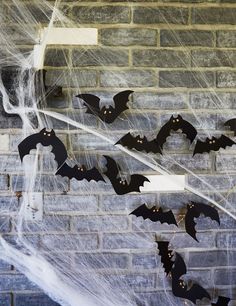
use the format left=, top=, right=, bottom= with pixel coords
left=0, top=0, right=236, bottom=306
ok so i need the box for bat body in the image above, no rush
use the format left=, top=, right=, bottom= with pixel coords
left=18, top=128, right=67, bottom=169
left=224, top=118, right=236, bottom=136
left=185, top=201, right=220, bottom=242
left=56, top=163, right=105, bottom=182
left=115, top=133, right=161, bottom=154
left=156, top=241, right=174, bottom=276
left=76, top=90, right=133, bottom=123
left=156, top=115, right=197, bottom=149
left=130, top=204, right=177, bottom=226
left=193, top=135, right=235, bottom=156
left=171, top=253, right=210, bottom=304
left=103, top=155, right=149, bottom=195
left=212, top=296, right=231, bottom=306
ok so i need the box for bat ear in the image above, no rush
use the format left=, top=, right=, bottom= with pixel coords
left=51, top=129, right=55, bottom=136
left=40, top=128, right=46, bottom=133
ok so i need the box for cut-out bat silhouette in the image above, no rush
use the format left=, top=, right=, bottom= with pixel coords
left=18, top=128, right=67, bottom=169
left=76, top=90, right=133, bottom=123
left=56, top=163, right=105, bottom=182
left=156, top=115, right=197, bottom=150
left=103, top=155, right=149, bottom=195
left=224, top=118, right=236, bottom=136
left=156, top=241, right=174, bottom=276
left=212, top=296, right=231, bottom=306
left=36, top=69, right=63, bottom=98
left=115, top=132, right=161, bottom=154
left=130, top=204, right=177, bottom=226
left=171, top=253, right=211, bottom=304
left=185, top=201, right=220, bottom=242
left=193, top=135, right=235, bottom=156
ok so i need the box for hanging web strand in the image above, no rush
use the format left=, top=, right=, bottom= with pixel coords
left=39, top=109, right=236, bottom=222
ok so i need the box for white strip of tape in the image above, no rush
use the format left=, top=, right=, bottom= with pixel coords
left=140, top=175, right=185, bottom=192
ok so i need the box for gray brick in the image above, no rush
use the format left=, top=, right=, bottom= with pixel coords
left=70, top=179, right=111, bottom=194
left=100, top=70, right=156, bottom=87
left=132, top=253, right=160, bottom=269
left=3, top=234, right=40, bottom=249
left=132, top=49, right=190, bottom=68
left=217, top=72, right=236, bottom=88
left=0, top=175, right=8, bottom=191
left=162, top=134, right=192, bottom=152
left=16, top=215, right=70, bottom=232
left=0, top=294, right=11, bottom=305
left=71, top=6, right=130, bottom=23
left=72, top=215, right=129, bottom=232
left=44, top=194, right=98, bottom=212
left=136, top=292, right=175, bottom=306
left=0, top=111, right=22, bottom=129
left=109, top=272, right=156, bottom=289
left=194, top=213, right=236, bottom=231
left=189, top=251, right=236, bottom=268
left=133, top=92, right=187, bottom=110
left=192, top=50, right=236, bottom=68
left=15, top=294, right=60, bottom=306
left=74, top=253, right=129, bottom=269
left=0, top=154, right=21, bottom=172
left=41, top=234, right=98, bottom=251
left=100, top=28, right=157, bottom=46
left=157, top=232, right=216, bottom=248
left=0, top=25, right=36, bottom=45
left=103, top=233, right=155, bottom=250
left=0, top=216, right=10, bottom=233
left=72, top=48, right=129, bottom=67
left=192, top=8, right=236, bottom=24
left=46, top=89, right=69, bottom=109
left=159, top=71, right=215, bottom=88
left=0, top=260, right=11, bottom=271
left=8, top=4, right=51, bottom=23
left=216, top=232, right=236, bottom=248
left=214, top=269, right=236, bottom=286
left=216, top=154, right=236, bottom=172
left=44, top=48, right=69, bottom=67
left=133, top=7, right=188, bottom=24
left=190, top=92, right=233, bottom=109
left=217, top=31, right=236, bottom=47
left=188, top=174, right=236, bottom=191
left=45, top=70, right=97, bottom=87
left=160, top=30, right=214, bottom=47
left=101, top=194, right=156, bottom=212
left=0, top=273, right=39, bottom=291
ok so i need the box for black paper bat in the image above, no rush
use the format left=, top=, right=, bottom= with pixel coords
left=76, top=90, right=133, bottom=123
left=193, top=135, right=235, bottom=156
left=35, top=69, right=63, bottom=98
left=212, top=296, right=231, bottom=306
left=18, top=128, right=67, bottom=169
left=115, top=133, right=161, bottom=154
left=130, top=204, right=177, bottom=226
left=171, top=253, right=211, bottom=304
left=224, top=118, right=236, bottom=136
left=156, top=241, right=174, bottom=276
left=103, top=155, right=149, bottom=195
left=156, top=115, right=197, bottom=149
left=185, top=201, right=220, bottom=242
left=56, top=163, right=105, bottom=182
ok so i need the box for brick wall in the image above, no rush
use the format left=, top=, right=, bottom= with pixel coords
left=0, top=0, right=236, bottom=305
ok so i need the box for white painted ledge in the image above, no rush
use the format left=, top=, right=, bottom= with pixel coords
left=140, top=175, right=185, bottom=192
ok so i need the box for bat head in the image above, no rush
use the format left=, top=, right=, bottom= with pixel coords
left=170, top=115, right=183, bottom=131
left=75, top=165, right=87, bottom=172
left=187, top=202, right=195, bottom=210
left=101, top=106, right=114, bottom=122
left=118, top=178, right=128, bottom=187
left=40, top=128, right=56, bottom=145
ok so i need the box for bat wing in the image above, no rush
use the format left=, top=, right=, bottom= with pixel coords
left=193, top=140, right=210, bottom=156
left=185, top=205, right=198, bottom=241
left=181, top=120, right=197, bottom=143
left=218, top=135, right=235, bottom=150
left=51, top=136, right=68, bottom=169
left=82, top=167, right=105, bottom=182
left=156, top=121, right=172, bottom=149
left=185, top=283, right=211, bottom=304
left=171, top=253, right=187, bottom=280
left=113, top=90, right=133, bottom=117
left=76, top=94, right=101, bottom=116
left=103, top=155, right=119, bottom=179
left=56, top=163, right=76, bottom=179
left=115, top=133, right=137, bottom=149
left=194, top=202, right=220, bottom=226
left=212, top=296, right=231, bottom=306
left=130, top=205, right=177, bottom=225
left=224, top=118, right=236, bottom=136
left=128, top=174, right=149, bottom=193
left=156, top=241, right=174, bottom=276
left=18, top=132, right=41, bottom=161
